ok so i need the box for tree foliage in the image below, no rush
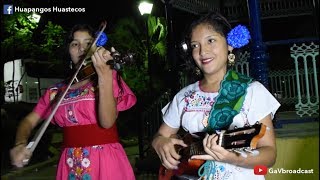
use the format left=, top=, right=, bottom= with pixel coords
left=1, top=12, right=66, bottom=63
left=39, top=21, right=66, bottom=61
left=108, top=15, right=168, bottom=96
left=1, top=13, right=169, bottom=98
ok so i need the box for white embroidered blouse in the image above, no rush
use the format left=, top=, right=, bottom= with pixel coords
left=162, top=81, right=280, bottom=180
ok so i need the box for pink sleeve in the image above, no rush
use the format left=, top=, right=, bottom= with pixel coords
left=112, top=70, right=137, bottom=111
left=33, top=89, right=52, bottom=120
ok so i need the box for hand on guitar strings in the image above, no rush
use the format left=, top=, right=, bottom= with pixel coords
left=190, top=133, right=237, bottom=164
left=152, top=135, right=188, bottom=170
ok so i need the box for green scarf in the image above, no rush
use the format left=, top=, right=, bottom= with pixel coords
left=199, top=70, right=252, bottom=179
left=206, top=70, right=253, bottom=132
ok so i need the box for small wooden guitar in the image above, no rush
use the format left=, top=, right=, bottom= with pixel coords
left=158, top=122, right=267, bottom=180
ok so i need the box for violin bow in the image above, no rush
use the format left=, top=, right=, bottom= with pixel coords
left=23, top=21, right=107, bottom=163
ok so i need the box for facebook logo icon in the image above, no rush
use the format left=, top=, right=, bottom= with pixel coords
left=3, top=5, right=14, bottom=15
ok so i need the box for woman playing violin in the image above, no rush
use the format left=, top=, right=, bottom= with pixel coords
left=10, top=24, right=137, bottom=180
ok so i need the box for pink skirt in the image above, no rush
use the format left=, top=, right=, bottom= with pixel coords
left=56, top=143, right=135, bottom=180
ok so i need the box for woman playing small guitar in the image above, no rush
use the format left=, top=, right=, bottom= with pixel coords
left=152, top=12, right=280, bottom=180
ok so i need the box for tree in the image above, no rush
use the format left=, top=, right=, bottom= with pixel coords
left=1, top=12, right=169, bottom=99
left=1, top=12, right=66, bottom=63
left=37, top=21, right=66, bottom=62
left=1, top=12, right=39, bottom=62
left=1, top=13, right=66, bottom=105
left=107, top=15, right=168, bottom=97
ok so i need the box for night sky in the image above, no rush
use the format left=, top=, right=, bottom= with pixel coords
left=7, top=0, right=316, bottom=42
left=8, top=0, right=166, bottom=30
left=3, top=0, right=318, bottom=70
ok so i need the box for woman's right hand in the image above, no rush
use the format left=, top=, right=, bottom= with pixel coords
left=152, top=135, right=187, bottom=170
left=10, top=144, right=32, bottom=168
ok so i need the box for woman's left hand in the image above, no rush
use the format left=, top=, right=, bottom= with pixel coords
left=91, top=46, right=114, bottom=76
left=191, top=133, right=235, bottom=163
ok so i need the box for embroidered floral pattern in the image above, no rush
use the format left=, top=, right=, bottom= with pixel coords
left=49, top=88, right=58, bottom=101
left=92, top=145, right=103, bottom=149
left=214, top=164, right=232, bottom=180
left=67, top=148, right=92, bottom=180
left=49, top=82, right=98, bottom=125
left=200, top=163, right=232, bottom=180
left=202, top=70, right=252, bottom=179
left=67, top=158, right=74, bottom=167
left=240, top=106, right=250, bottom=126
left=184, top=90, right=215, bottom=111
left=49, top=82, right=65, bottom=101
left=202, top=113, right=209, bottom=127
left=219, top=80, right=248, bottom=103
left=65, top=87, right=91, bottom=99
left=81, top=158, right=90, bottom=168
left=66, top=105, right=77, bottom=123
left=49, top=82, right=96, bottom=103
left=207, top=70, right=252, bottom=132
left=209, top=106, right=238, bottom=130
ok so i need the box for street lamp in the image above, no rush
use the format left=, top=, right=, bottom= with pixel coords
left=138, top=1, right=153, bottom=16
left=138, top=1, right=153, bottom=88
left=28, top=13, right=41, bottom=23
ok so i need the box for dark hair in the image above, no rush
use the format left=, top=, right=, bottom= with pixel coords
left=181, top=12, right=233, bottom=82
left=185, top=12, right=232, bottom=44
left=64, top=24, right=125, bottom=96
left=66, top=24, right=95, bottom=45
left=64, top=24, right=95, bottom=69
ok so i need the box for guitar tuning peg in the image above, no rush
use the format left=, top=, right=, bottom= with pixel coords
left=244, top=148, right=260, bottom=156
left=232, top=149, right=248, bottom=158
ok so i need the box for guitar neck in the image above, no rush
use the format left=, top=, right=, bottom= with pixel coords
left=178, top=123, right=265, bottom=160
left=160, top=123, right=266, bottom=179
left=176, top=132, right=206, bottom=161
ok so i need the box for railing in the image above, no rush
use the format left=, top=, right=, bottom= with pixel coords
left=170, top=0, right=315, bottom=18
left=269, top=69, right=299, bottom=105
left=259, top=0, right=315, bottom=18
left=235, top=42, right=319, bottom=117
left=234, top=47, right=306, bottom=107
left=222, top=0, right=315, bottom=21
left=139, top=90, right=171, bottom=157
left=234, top=50, right=250, bottom=76
left=291, top=42, right=319, bottom=116
left=269, top=68, right=318, bottom=106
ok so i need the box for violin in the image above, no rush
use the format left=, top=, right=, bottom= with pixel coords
left=74, top=51, right=134, bottom=83
left=22, top=21, right=133, bottom=164
left=72, top=24, right=134, bottom=83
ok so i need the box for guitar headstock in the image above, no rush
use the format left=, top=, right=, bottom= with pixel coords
left=219, top=122, right=267, bottom=151
left=175, top=122, right=267, bottom=161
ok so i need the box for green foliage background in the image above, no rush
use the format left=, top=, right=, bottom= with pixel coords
left=1, top=12, right=168, bottom=99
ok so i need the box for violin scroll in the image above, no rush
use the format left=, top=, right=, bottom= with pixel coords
left=107, top=51, right=135, bottom=70
left=75, top=51, right=134, bottom=83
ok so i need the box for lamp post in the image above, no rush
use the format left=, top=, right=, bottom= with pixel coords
left=29, top=13, right=42, bottom=100
left=28, top=13, right=41, bottom=23
left=138, top=1, right=153, bottom=158
left=138, top=1, right=153, bottom=88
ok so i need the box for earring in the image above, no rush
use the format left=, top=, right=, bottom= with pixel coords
left=69, top=61, right=73, bottom=69
left=195, top=67, right=201, bottom=76
left=228, top=51, right=236, bottom=66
